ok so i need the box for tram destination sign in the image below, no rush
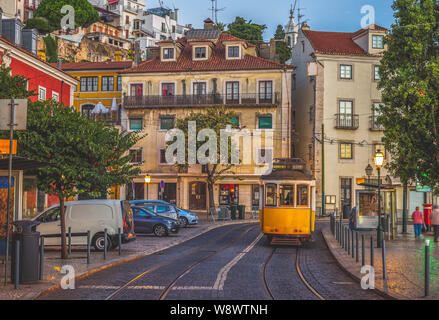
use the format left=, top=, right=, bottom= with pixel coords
left=273, top=164, right=305, bottom=171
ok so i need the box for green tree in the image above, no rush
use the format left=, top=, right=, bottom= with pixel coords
left=43, top=35, right=58, bottom=63
left=227, top=17, right=266, bottom=46
left=35, top=0, right=99, bottom=32
left=24, top=17, right=51, bottom=34
left=274, top=25, right=291, bottom=64
left=168, top=107, right=240, bottom=213
left=0, top=66, right=35, bottom=99
left=17, top=101, right=143, bottom=258
left=378, top=0, right=439, bottom=192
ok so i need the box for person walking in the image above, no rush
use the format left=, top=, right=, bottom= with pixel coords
left=430, top=205, right=439, bottom=243
left=424, top=204, right=432, bottom=232
left=412, top=207, right=423, bottom=239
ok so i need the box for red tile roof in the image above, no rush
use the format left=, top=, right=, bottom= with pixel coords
left=303, top=24, right=388, bottom=56
left=54, top=61, right=133, bottom=71
left=123, top=33, right=292, bottom=74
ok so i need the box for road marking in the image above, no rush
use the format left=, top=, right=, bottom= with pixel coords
left=213, top=233, right=263, bottom=290
left=80, top=285, right=214, bottom=291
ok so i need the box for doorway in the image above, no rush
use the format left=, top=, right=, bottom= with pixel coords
left=159, top=183, right=177, bottom=204
left=189, top=182, right=206, bottom=210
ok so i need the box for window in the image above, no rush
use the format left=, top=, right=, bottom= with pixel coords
left=259, top=81, right=273, bottom=102
left=265, top=184, right=277, bottom=207
left=161, top=23, right=166, bottom=32
left=228, top=46, right=240, bottom=58
left=340, top=65, right=352, bottom=79
left=130, top=83, right=143, bottom=96
left=338, top=100, right=354, bottom=126
left=172, top=25, right=176, bottom=33
left=160, top=148, right=167, bottom=164
left=129, top=118, right=143, bottom=131
left=162, top=83, right=175, bottom=96
left=52, top=91, right=59, bottom=102
left=340, top=143, right=353, bottom=160
left=38, top=86, right=46, bottom=100
left=36, top=207, right=62, bottom=223
left=193, top=82, right=206, bottom=95
left=280, top=185, right=294, bottom=206
left=160, top=116, right=175, bottom=130
left=374, top=65, right=380, bottom=80
left=230, top=116, right=239, bottom=126
left=296, top=185, right=309, bottom=206
left=226, top=81, right=239, bottom=102
left=102, top=76, right=114, bottom=91
left=372, top=35, right=384, bottom=49
left=80, top=77, right=98, bottom=92
left=129, top=148, right=143, bottom=163
left=163, top=48, right=174, bottom=59
left=81, top=105, right=94, bottom=119
left=340, top=178, right=352, bottom=208
left=258, top=115, right=273, bottom=129
left=117, top=76, right=122, bottom=91
left=252, top=185, right=260, bottom=207
left=195, top=47, right=206, bottom=59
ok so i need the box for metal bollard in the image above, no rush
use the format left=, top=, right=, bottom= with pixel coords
left=104, top=229, right=107, bottom=260
left=14, top=240, right=20, bottom=289
left=39, top=237, right=45, bottom=281
left=118, top=227, right=122, bottom=256
left=356, top=232, right=359, bottom=262
left=351, top=230, right=354, bottom=258
left=382, top=240, right=387, bottom=280
left=347, top=228, right=350, bottom=254
left=68, top=227, right=72, bottom=256
left=370, top=236, right=374, bottom=267
left=361, top=234, right=365, bottom=267
left=87, top=231, right=91, bottom=265
left=425, top=239, right=430, bottom=297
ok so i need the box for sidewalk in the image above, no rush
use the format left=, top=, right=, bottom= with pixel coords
left=0, top=219, right=256, bottom=300
left=322, top=223, right=439, bottom=300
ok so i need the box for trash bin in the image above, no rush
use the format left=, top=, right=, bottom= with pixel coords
left=11, top=220, right=41, bottom=284
left=230, top=205, right=237, bottom=220
left=238, top=205, right=245, bottom=220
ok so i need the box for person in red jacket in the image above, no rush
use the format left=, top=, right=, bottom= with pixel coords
left=412, top=207, right=423, bottom=239
left=424, top=204, right=432, bottom=232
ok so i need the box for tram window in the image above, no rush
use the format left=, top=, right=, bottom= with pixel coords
left=265, top=184, right=277, bottom=207
left=280, top=185, right=294, bottom=206
left=297, top=185, right=309, bottom=206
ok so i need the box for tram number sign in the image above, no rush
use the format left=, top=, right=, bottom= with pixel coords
left=273, top=164, right=305, bottom=170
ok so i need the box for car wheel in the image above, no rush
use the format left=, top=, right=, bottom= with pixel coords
left=153, top=224, right=168, bottom=237
left=179, top=217, right=189, bottom=228
left=92, top=233, right=112, bottom=252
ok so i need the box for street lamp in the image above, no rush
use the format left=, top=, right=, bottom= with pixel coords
left=365, top=164, right=373, bottom=187
left=144, top=175, right=151, bottom=200
left=374, top=150, right=384, bottom=248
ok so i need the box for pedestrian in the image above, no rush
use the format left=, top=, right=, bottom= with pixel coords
left=430, top=205, right=439, bottom=243
left=424, top=205, right=432, bottom=232
left=412, top=207, right=423, bottom=239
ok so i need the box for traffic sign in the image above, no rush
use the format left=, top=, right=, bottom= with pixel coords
left=0, top=140, right=17, bottom=155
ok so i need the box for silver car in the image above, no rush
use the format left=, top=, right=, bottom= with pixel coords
left=133, top=202, right=179, bottom=220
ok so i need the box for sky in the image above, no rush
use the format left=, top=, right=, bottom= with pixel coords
left=149, top=0, right=395, bottom=41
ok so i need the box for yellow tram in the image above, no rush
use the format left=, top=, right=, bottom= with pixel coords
left=260, top=159, right=316, bottom=246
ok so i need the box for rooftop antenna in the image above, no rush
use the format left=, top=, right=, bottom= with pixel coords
left=209, top=0, right=225, bottom=25
left=297, top=0, right=308, bottom=26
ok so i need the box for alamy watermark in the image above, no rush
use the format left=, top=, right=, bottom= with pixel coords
left=60, top=265, right=75, bottom=290
left=361, top=5, right=375, bottom=29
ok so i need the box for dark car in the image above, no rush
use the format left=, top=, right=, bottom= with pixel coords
left=131, top=206, right=179, bottom=237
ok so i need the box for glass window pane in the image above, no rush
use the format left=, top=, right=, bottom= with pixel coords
left=296, top=185, right=309, bottom=206
left=280, top=185, right=294, bottom=206
left=130, top=118, right=143, bottom=130
left=258, top=115, right=272, bottom=129
left=265, top=184, right=277, bottom=206
left=160, top=116, right=175, bottom=130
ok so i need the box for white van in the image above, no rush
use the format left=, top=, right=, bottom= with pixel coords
left=32, top=200, right=135, bottom=251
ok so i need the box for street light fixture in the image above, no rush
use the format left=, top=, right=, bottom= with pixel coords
left=144, top=175, right=151, bottom=200
left=374, top=150, right=384, bottom=248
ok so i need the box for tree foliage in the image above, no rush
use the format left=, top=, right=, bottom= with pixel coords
left=169, top=107, right=240, bottom=212
left=0, top=66, right=35, bottom=99
left=274, top=25, right=291, bottom=64
left=43, top=35, right=58, bottom=63
left=226, top=17, right=266, bottom=46
left=35, top=0, right=99, bottom=32
left=378, top=0, right=439, bottom=190
left=24, top=17, right=51, bottom=34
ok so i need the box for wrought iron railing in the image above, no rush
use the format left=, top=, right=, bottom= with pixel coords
left=335, top=114, right=359, bottom=130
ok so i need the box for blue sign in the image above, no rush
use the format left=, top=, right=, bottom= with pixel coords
left=160, top=180, right=165, bottom=189
left=416, top=181, right=431, bottom=192
left=0, top=176, right=14, bottom=189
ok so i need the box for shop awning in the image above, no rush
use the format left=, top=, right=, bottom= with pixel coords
left=0, top=156, right=50, bottom=170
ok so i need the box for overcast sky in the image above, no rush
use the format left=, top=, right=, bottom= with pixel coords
left=150, top=0, right=395, bottom=40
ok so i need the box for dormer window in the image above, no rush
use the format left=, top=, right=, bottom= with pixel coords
left=228, top=46, right=240, bottom=58
left=163, top=47, right=175, bottom=60
left=372, top=35, right=384, bottom=49
left=195, top=47, right=207, bottom=59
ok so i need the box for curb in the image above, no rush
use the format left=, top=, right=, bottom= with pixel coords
left=33, top=220, right=257, bottom=300
left=321, top=228, right=406, bottom=300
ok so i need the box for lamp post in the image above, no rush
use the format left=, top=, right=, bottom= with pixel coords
left=374, top=151, right=384, bottom=248
left=144, top=175, right=151, bottom=200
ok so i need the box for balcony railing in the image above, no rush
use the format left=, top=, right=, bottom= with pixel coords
left=124, top=93, right=279, bottom=108
left=335, top=114, right=359, bottom=130
left=370, top=115, right=384, bottom=131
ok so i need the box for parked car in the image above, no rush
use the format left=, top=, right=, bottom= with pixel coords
left=131, top=206, right=179, bottom=237
left=32, top=200, right=135, bottom=251
left=130, top=200, right=198, bottom=228
left=129, top=200, right=178, bottom=221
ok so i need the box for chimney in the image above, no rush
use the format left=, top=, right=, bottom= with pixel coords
left=204, top=18, right=214, bottom=30
left=301, top=21, right=310, bottom=31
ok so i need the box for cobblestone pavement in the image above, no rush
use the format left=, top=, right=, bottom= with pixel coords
left=323, top=221, right=439, bottom=300
left=38, top=221, right=383, bottom=300
left=0, top=219, right=252, bottom=300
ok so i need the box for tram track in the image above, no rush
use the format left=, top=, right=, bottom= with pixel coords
left=105, top=224, right=258, bottom=300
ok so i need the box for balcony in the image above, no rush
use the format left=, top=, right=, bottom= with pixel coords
left=370, top=115, right=384, bottom=131
left=124, top=93, right=280, bottom=108
left=335, top=114, right=359, bottom=130
left=124, top=5, right=139, bottom=14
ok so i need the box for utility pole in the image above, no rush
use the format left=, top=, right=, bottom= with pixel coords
left=402, top=183, right=408, bottom=234
left=321, top=124, right=325, bottom=217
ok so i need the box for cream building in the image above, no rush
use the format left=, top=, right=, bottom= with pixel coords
left=120, top=21, right=294, bottom=215
left=0, top=0, right=25, bottom=20
left=290, top=23, right=404, bottom=215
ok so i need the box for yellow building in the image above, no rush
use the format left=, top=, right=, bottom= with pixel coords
left=120, top=20, right=294, bottom=215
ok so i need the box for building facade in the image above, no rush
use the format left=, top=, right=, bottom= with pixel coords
left=291, top=23, right=397, bottom=214
left=0, top=0, right=25, bottom=20
left=120, top=23, right=293, bottom=214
